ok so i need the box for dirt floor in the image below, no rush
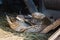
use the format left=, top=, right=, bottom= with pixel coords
left=0, top=28, right=25, bottom=40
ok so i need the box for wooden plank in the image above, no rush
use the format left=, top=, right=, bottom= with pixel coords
left=41, top=19, right=60, bottom=33
left=48, top=28, right=60, bottom=40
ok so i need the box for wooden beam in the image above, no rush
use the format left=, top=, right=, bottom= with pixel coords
left=48, top=28, right=60, bottom=40
left=41, top=19, right=60, bottom=33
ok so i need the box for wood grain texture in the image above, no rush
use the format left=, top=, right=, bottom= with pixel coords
left=48, top=28, right=60, bottom=40
left=41, top=19, right=60, bottom=33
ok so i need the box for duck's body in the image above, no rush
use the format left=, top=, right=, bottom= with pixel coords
left=6, top=14, right=49, bottom=32
left=6, top=15, right=30, bottom=32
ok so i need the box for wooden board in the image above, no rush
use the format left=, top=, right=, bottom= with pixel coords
left=41, top=19, right=60, bottom=33
left=48, top=28, right=60, bottom=40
